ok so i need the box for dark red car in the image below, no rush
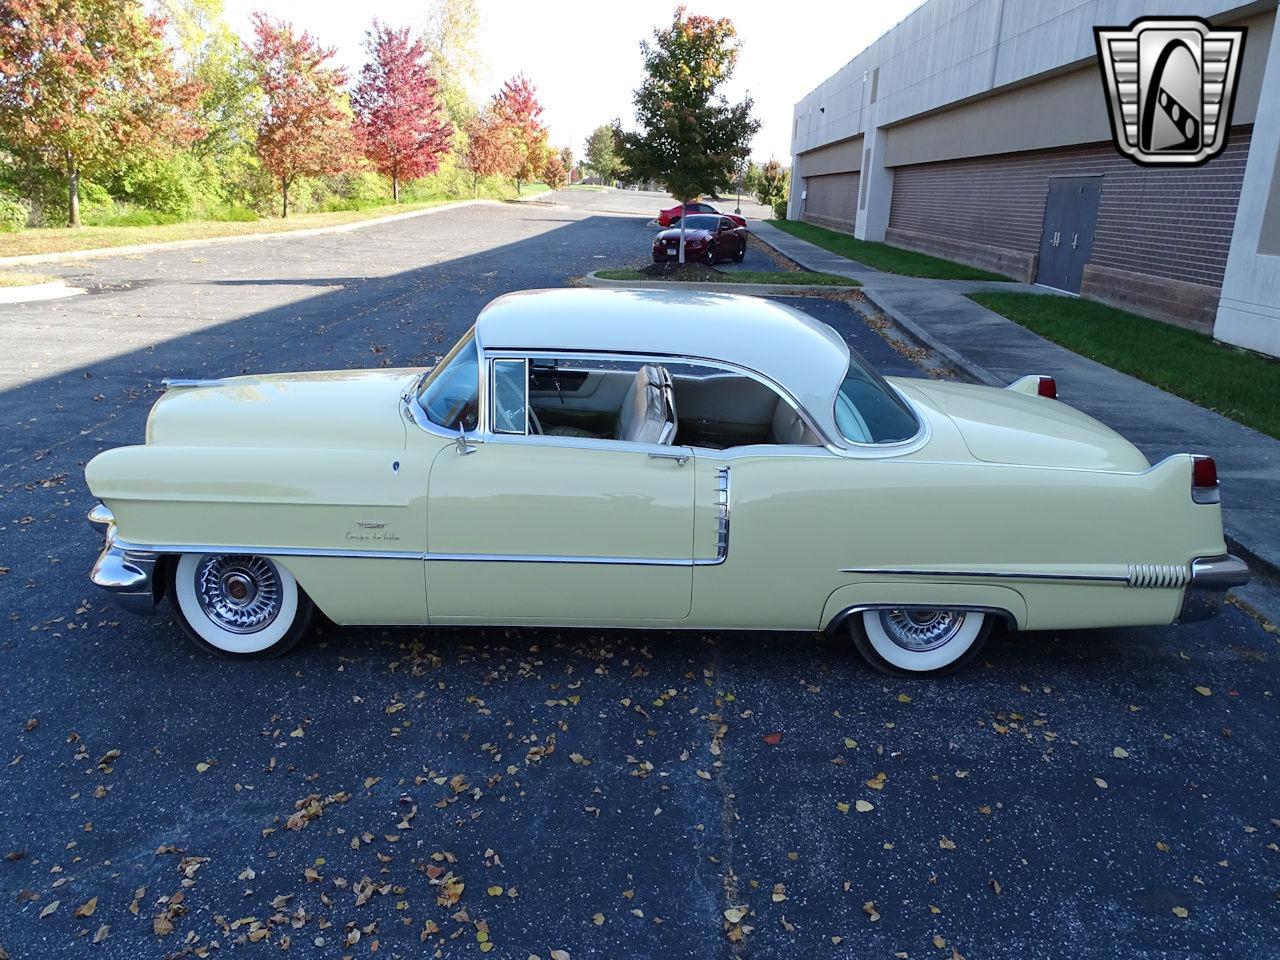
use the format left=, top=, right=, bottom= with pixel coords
left=652, top=214, right=748, bottom=264
left=657, top=201, right=746, bottom=227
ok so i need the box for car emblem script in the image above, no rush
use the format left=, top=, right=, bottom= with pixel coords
left=1094, top=17, right=1245, bottom=166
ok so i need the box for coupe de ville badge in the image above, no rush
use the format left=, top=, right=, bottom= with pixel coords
left=1094, top=17, right=1246, bottom=166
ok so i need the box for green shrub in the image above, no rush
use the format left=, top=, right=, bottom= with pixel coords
left=82, top=205, right=182, bottom=227
left=209, top=205, right=258, bottom=222
left=773, top=198, right=787, bottom=220
left=0, top=194, right=28, bottom=232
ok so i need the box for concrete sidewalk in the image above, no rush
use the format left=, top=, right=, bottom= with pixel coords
left=753, top=221, right=1280, bottom=586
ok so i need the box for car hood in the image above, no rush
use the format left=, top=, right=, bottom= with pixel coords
left=655, top=227, right=712, bottom=241
left=903, top=379, right=1150, bottom=472
left=146, top=369, right=416, bottom=450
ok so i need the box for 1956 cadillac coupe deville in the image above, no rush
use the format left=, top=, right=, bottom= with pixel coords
left=85, top=288, right=1248, bottom=675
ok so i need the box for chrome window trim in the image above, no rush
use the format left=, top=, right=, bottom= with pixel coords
left=482, top=348, right=834, bottom=450
left=489, top=357, right=529, bottom=435
left=408, top=328, right=486, bottom=441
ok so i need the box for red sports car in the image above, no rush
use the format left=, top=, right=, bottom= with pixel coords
left=657, top=201, right=747, bottom=227
left=652, top=214, right=748, bottom=264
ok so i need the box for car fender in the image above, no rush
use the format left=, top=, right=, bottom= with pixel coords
left=821, top=581, right=1028, bottom=633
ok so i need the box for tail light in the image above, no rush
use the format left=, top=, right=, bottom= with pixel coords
left=1036, top=376, right=1057, bottom=399
left=1191, top=455, right=1219, bottom=504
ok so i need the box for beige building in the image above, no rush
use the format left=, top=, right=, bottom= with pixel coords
left=788, top=0, right=1280, bottom=358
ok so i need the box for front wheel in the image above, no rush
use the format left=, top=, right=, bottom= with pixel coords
left=169, top=554, right=314, bottom=659
left=849, top=608, right=993, bottom=677
left=705, top=243, right=717, bottom=265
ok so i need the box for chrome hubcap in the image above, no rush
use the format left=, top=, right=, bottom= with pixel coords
left=880, top=609, right=965, bottom=652
left=195, top=555, right=281, bottom=634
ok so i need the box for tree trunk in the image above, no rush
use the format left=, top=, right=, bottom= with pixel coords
left=67, top=162, right=80, bottom=229
left=472, top=172, right=478, bottom=198
left=516, top=177, right=522, bottom=196
left=281, top=177, right=289, bottom=218
left=392, top=162, right=399, bottom=204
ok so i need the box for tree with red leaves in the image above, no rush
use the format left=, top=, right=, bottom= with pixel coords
left=0, top=0, right=203, bottom=226
left=541, top=152, right=567, bottom=192
left=352, top=21, right=451, bottom=203
left=492, top=74, right=548, bottom=195
left=463, top=108, right=518, bottom=197
left=245, top=13, right=353, bottom=217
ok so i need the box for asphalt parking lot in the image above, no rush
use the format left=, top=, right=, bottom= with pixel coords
left=1, top=190, right=1277, bottom=959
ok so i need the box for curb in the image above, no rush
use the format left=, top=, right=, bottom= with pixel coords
left=0, top=278, right=86, bottom=303
left=582, top=270, right=860, bottom=297
left=748, top=227, right=1004, bottom=387
left=0, top=199, right=497, bottom=267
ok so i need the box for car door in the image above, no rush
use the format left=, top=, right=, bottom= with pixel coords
left=424, top=356, right=697, bottom=624
left=718, top=217, right=743, bottom=256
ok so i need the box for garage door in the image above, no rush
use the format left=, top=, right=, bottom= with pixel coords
left=803, top=173, right=858, bottom=232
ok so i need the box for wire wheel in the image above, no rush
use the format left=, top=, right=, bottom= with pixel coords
left=194, top=555, right=283, bottom=635
left=878, top=608, right=967, bottom=652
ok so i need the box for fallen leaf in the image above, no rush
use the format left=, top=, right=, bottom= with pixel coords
left=550, top=950, right=571, bottom=960
left=855, top=799, right=874, bottom=813
left=723, top=906, right=748, bottom=924
left=487, top=886, right=504, bottom=896
left=762, top=732, right=782, bottom=745
left=592, top=913, right=605, bottom=926
left=939, top=837, right=956, bottom=850
left=1112, top=747, right=1130, bottom=759
left=836, top=801, right=850, bottom=814
left=863, top=900, right=880, bottom=921
left=1094, top=777, right=1108, bottom=789
left=93, top=924, right=110, bottom=943
left=74, top=897, right=98, bottom=917
left=988, top=878, right=1002, bottom=895
left=1195, top=686, right=1212, bottom=697
left=40, top=900, right=60, bottom=918
left=896, top=694, right=912, bottom=703
left=1172, top=906, right=1189, bottom=918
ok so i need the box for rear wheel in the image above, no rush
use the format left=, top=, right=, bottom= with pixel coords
left=848, top=608, right=993, bottom=677
left=733, top=242, right=746, bottom=263
left=705, top=242, right=717, bottom=265
left=169, top=553, right=314, bottom=659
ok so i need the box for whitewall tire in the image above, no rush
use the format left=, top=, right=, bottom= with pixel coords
left=169, top=554, right=313, bottom=658
left=849, top=608, right=993, bottom=677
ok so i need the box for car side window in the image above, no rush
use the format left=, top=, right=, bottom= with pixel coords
left=720, top=217, right=733, bottom=231
left=491, top=358, right=528, bottom=434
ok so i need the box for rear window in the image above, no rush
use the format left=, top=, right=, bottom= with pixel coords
left=834, top=355, right=920, bottom=444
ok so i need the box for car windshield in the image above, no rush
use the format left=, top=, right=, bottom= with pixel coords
left=834, top=355, right=920, bottom=444
left=671, top=215, right=719, bottom=231
left=417, top=330, right=479, bottom=431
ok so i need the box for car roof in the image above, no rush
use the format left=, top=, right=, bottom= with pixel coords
left=474, top=288, right=851, bottom=439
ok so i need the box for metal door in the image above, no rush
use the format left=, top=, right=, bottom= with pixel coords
left=1036, top=176, right=1102, bottom=293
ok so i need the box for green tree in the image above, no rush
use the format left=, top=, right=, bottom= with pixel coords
left=617, top=7, right=758, bottom=262
left=583, top=123, right=622, bottom=185
left=0, top=0, right=204, bottom=226
left=422, top=0, right=482, bottom=132
left=754, top=159, right=788, bottom=211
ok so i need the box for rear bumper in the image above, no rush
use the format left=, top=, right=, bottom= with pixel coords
left=1178, top=554, right=1250, bottom=623
left=88, top=503, right=159, bottom=615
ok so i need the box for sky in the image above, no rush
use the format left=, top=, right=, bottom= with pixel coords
left=220, top=0, right=923, bottom=163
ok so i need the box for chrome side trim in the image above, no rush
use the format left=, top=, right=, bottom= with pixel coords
left=838, top=567, right=1129, bottom=584
left=695, top=466, right=731, bottom=567
left=161, top=378, right=243, bottom=390
left=112, top=538, right=424, bottom=561
left=1178, top=554, right=1249, bottom=623
left=826, top=603, right=1019, bottom=634
left=1126, top=563, right=1190, bottom=589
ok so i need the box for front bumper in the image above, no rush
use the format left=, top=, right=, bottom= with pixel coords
left=87, top=503, right=159, bottom=615
left=1178, top=554, right=1250, bottom=623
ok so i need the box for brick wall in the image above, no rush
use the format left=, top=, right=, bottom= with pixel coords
left=887, top=130, right=1251, bottom=296
left=802, top=172, right=859, bottom=232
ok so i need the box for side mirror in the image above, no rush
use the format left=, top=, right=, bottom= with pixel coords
left=455, top=424, right=477, bottom=456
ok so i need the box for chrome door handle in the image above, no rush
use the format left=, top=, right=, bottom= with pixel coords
left=648, top=451, right=689, bottom=465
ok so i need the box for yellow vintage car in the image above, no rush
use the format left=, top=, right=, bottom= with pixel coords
left=85, top=288, right=1248, bottom=675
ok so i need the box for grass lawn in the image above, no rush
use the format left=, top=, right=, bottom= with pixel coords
left=0, top=183, right=550, bottom=259
left=596, top=267, right=859, bottom=287
left=767, top=219, right=1011, bottom=281
left=969, top=291, right=1280, bottom=440
left=0, top=271, right=57, bottom=287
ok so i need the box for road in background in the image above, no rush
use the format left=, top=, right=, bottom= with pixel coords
left=0, top=190, right=1275, bottom=960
